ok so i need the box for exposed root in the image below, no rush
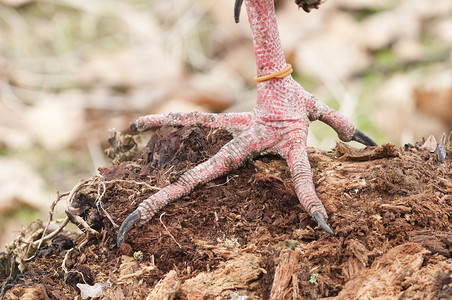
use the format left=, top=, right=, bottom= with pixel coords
left=117, top=265, right=156, bottom=283
left=159, top=212, right=182, bottom=249
left=27, top=190, right=71, bottom=260
left=61, top=248, right=74, bottom=274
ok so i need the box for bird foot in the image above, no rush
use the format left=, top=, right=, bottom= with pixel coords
left=116, top=0, right=377, bottom=246
left=117, top=108, right=376, bottom=246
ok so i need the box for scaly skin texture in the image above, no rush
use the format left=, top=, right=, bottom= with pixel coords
left=117, top=0, right=377, bottom=246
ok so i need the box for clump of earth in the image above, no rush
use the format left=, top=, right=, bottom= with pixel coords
left=1, top=126, right=451, bottom=299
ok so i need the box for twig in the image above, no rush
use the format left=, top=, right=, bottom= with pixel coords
left=159, top=212, right=182, bottom=249
left=67, top=179, right=89, bottom=207
left=62, top=248, right=93, bottom=292
left=26, top=190, right=71, bottom=261
left=61, top=248, right=74, bottom=273
left=99, top=201, right=119, bottom=228
left=163, top=165, right=175, bottom=175
left=209, top=175, right=239, bottom=188
left=96, top=180, right=119, bottom=228
left=99, top=179, right=161, bottom=191
left=94, top=178, right=161, bottom=228
left=67, top=212, right=100, bottom=236
left=117, top=265, right=156, bottom=283
left=30, top=217, right=70, bottom=250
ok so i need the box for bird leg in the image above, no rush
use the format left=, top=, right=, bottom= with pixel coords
left=117, top=0, right=376, bottom=246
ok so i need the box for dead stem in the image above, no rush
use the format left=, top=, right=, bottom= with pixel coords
left=61, top=249, right=91, bottom=288
left=66, top=176, right=162, bottom=232
left=159, top=212, right=182, bottom=249
left=61, top=248, right=74, bottom=274
left=26, top=190, right=71, bottom=261
left=99, top=178, right=161, bottom=191
left=117, top=265, right=156, bottom=283
left=66, top=211, right=100, bottom=237
left=96, top=180, right=119, bottom=228
left=67, top=179, right=90, bottom=207
left=95, top=177, right=162, bottom=228
left=209, top=175, right=239, bottom=188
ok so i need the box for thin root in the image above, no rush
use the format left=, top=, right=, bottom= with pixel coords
left=159, top=212, right=182, bottom=249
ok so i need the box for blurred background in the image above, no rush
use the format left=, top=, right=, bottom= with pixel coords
left=0, top=0, right=451, bottom=250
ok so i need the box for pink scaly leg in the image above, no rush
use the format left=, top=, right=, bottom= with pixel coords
left=306, top=95, right=377, bottom=145
left=117, top=124, right=279, bottom=246
left=117, top=0, right=377, bottom=246
left=278, top=129, right=333, bottom=234
left=132, top=111, right=254, bottom=135
left=306, top=96, right=356, bottom=142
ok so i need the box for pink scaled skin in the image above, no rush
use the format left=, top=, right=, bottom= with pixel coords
left=117, top=0, right=376, bottom=246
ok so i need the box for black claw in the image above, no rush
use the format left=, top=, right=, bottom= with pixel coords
left=130, top=122, right=139, bottom=133
left=313, top=211, right=335, bottom=236
left=351, top=129, right=377, bottom=147
left=234, top=0, right=244, bottom=23
left=117, top=210, right=141, bottom=247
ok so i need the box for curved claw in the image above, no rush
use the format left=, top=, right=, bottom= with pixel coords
left=234, top=0, right=244, bottom=23
left=351, top=129, right=377, bottom=147
left=130, top=121, right=139, bottom=133
left=117, top=210, right=141, bottom=247
left=313, top=211, right=335, bottom=236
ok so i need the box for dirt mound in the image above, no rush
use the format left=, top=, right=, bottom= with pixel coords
left=1, top=126, right=451, bottom=299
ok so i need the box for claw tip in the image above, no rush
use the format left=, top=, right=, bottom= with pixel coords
left=234, top=0, right=244, bottom=23
left=130, top=122, right=139, bottom=133
left=117, top=210, right=141, bottom=247
left=352, top=129, right=377, bottom=147
left=313, top=211, right=335, bottom=236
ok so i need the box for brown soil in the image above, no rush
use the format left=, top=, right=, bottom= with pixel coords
left=1, top=126, right=451, bottom=299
